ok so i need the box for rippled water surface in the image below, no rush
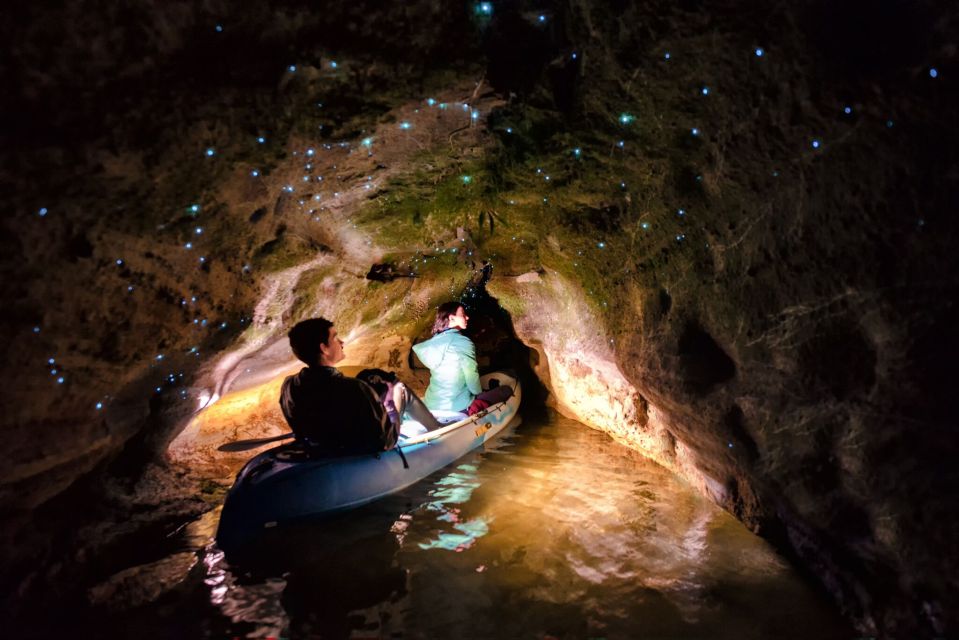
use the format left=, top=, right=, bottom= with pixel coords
left=91, top=412, right=851, bottom=639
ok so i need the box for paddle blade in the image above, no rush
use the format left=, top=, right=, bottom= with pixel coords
left=217, top=433, right=294, bottom=452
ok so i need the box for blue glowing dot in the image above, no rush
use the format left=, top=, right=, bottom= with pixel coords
left=48, top=357, right=55, bottom=364
left=96, top=402, right=103, bottom=410
left=33, top=326, right=40, bottom=333
left=506, top=127, right=513, bottom=133
left=361, top=137, right=373, bottom=147
left=691, top=128, right=700, bottom=136
left=844, top=106, right=852, bottom=114
left=399, top=122, right=412, bottom=130
left=471, top=110, right=480, bottom=120
left=538, top=14, right=546, bottom=22
left=617, top=140, right=625, bottom=148
left=728, top=442, right=734, bottom=448
left=251, top=169, right=259, bottom=177
left=330, top=61, right=338, bottom=69
left=128, top=286, right=134, bottom=292
left=461, top=175, right=472, bottom=184
left=215, top=24, right=223, bottom=32
left=887, top=120, right=894, bottom=128
left=184, top=242, right=193, bottom=249
left=664, top=52, right=671, bottom=60
left=676, top=234, right=685, bottom=242
left=284, top=185, right=294, bottom=192
left=195, top=227, right=202, bottom=234
left=677, top=208, right=686, bottom=216
left=755, top=48, right=764, bottom=57
left=427, top=98, right=436, bottom=106
left=702, top=87, right=710, bottom=95
left=620, top=182, right=626, bottom=188
left=619, top=113, right=635, bottom=125
left=205, top=148, right=215, bottom=157
left=257, top=136, right=265, bottom=143
left=288, top=65, right=296, bottom=72
left=57, top=377, right=64, bottom=384
left=930, top=68, right=938, bottom=78
left=812, top=139, right=821, bottom=149
left=190, top=204, right=200, bottom=212
left=155, top=387, right=161, bottom=393
left=156, top=354, right=164, bottom=360
left=477, top=2, right=492, bottom=15
left=116, top=259, right=123, bottom=265
left=641, top=222, right=650, bottom=230
left=573, top=147, right=581, bottom=157
left=38, top=207, right=48, bottom=217
left=597, top=241, right=606, bottom=249
left=303, top=176, right=310, bottom=182
left=306, top=148, right=314, bottom=156
left=199, top=256, right=206, bottom=263
left=51, top=369, right=57, bottom=375
left=572, top=52, right=577, bottom=60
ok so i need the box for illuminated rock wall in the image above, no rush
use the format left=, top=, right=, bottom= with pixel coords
left=3, top=0, right=957, bottom=635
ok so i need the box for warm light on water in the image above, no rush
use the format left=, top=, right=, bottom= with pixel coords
left=98, top=412, right=850, bottom=638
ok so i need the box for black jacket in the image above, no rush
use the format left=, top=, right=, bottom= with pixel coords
left=279, top=366, right=398, bottom=456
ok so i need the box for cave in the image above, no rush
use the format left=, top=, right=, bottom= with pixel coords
left=2, top=1, right=957, bottom=637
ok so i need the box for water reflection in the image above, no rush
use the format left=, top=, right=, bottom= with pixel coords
left=152, top=410, right=849, bottom=639
left=417, top=463, right=490, bottom=552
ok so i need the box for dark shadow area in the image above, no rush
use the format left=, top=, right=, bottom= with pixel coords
left=677, top=321, right=736, bottom=396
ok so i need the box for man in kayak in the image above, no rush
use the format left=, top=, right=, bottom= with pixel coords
left=280, top=317, right=440, bottom=456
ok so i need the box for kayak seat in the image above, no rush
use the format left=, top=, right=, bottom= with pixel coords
left=399, top=410, right=468, bottom=438
left=434, top=410, right=469, bottom=424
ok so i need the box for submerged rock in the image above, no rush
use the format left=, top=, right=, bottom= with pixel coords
left=88, top=552, right=197, bottom=611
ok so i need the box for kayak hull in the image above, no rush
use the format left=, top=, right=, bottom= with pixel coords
left=216, top=372, right=521, bottom=552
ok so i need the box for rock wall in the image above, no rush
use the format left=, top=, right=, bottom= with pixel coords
left=3, top=0, right=958, bottom=635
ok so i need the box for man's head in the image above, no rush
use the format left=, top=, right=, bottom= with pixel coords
left=288, top=317, right=344, bottom=367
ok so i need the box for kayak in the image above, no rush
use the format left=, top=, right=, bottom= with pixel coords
left=216, top=372, right=521, bottom=552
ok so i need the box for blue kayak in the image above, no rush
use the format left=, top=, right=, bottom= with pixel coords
left=216, top=372, right=521, bottom=552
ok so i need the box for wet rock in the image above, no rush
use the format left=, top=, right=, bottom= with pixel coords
left=87, top=552, right=197, bottom=611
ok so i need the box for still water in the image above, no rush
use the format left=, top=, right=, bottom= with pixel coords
left=92, top=411, right=851, bottom=639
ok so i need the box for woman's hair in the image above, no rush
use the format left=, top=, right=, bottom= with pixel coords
left=432, top=301, right=463, bottom=335
left=288, top=317, right=334, bottom=366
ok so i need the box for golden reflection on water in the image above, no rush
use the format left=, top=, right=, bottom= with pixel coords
left=195, top=411, right=849, bottom=639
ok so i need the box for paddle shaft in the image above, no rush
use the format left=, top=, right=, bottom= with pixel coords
left=217, top=432, right=295, bottom=452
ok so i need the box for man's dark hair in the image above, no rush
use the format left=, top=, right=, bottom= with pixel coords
left=432, top=301, right=463, bottom=335
left=288, top=317, right=334, bottom=366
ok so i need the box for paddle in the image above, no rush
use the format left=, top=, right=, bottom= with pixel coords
left=217, top=432, right=295, bottom=452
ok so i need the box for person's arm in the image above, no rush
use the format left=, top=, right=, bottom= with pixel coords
left=279, top=375, right=305, bottom=438
left=354, top=379, right=399, bottom=451
left=460, top=338, right=483, bottom=397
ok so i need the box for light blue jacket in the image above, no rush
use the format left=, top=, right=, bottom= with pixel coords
left=412, top=329, right=482, bottom=411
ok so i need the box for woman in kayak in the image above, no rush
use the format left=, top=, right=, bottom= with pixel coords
left=413, top=302, right=512, bottom=415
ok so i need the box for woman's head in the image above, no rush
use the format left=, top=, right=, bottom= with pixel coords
left=432, top=301, right=468, bottom=335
